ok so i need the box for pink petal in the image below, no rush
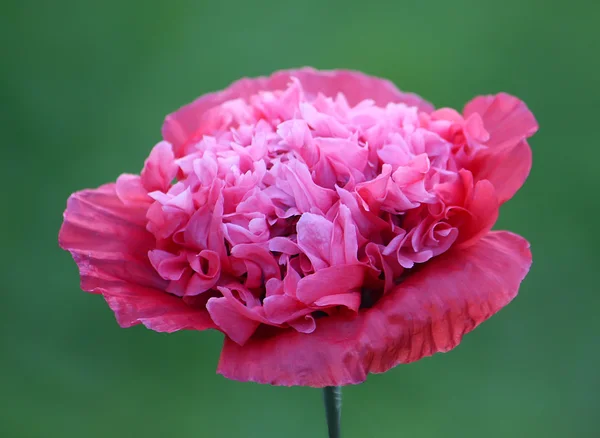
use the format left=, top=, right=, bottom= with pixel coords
left=162, top=68, right=434, bottom=157
left=296, top=265, right=366, bottom=304
left=263, top=294, right=312, bottom=324
left=464, top=93, right=538, bottom=149
left=230, top=244, right=281, bottom=288
left=313, top=292, right=361, bottom=312
left=463, top=93, right=538, bottom=203
left=183, top=183, right=225, bottom=255
left=115, top=174, right=150, bottom=205
left=206, top=286, right=268, bottom=345
left=185, top=250, right=221, bottom=295
left=299, top=102, right=351, bottom=138
left=217, top=231, right=531, bottom=386
left=336, top=186, right=389, bottom=239
left=276, top=119, right=317, bottom=164
left=330, top=205, right=360, bottom=265
left=463, top=113, right=490, bottom=144
left=469, top=139, right=533, bottom=204
left=59, top=184, right=214, bottom=332
left=288, top=315, right=317, bottom=334
left=456, top=179, right=499, bottom=248
left=103, top=283, right=214, bottom=332
left=148, top=249, right=188, bottom=281
left=296, top=213, right=333, bottom=270
left=140, top=141, right=178, bottom=193
left=280, top=160, right=336, bottom=214
left=206, top=296, right=261, bottom=346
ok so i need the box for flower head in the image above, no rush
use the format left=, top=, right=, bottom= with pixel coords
left=59, top=68, right=536, bottom=386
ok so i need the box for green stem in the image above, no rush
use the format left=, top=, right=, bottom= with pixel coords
left=322, top=386, right=342, bottom=438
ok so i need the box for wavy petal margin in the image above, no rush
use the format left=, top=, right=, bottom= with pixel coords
left=217, top=231, right=531, bottom=386
left=58, top=184, right=215, bottom=332
left=163, top=67, right=435, bottom=157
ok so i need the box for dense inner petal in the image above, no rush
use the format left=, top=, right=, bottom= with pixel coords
left=124, top=78, right=503, bottom=345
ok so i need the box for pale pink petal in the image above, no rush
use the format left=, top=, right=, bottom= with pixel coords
left=296, top=213, right=333, bottom=270
left=140, top=141, right=178, bottom=192
left=115, top=174, right=150, bottom=205
left=464, top=93, right=538, bottom=149
left=330, top=205, right=360, bottom=265
left=280, top=160, right=336, bottom=214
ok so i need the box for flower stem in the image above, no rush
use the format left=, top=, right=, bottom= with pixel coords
left=322, top=386, right=342, bottom=438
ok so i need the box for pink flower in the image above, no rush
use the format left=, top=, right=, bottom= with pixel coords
left=59, top=68, right=536, bottom=387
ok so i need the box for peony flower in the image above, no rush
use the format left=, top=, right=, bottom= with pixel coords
left=59, top=68, right=537, bottom=388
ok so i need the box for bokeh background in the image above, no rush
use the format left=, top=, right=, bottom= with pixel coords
left=2, top=1, right=598, bottom=437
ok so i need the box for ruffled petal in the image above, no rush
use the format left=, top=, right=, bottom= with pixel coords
left=140, top=141, right=177, bottom=193
left=163, top=67, right=434, bottom=157
left=58, top=183, right=214, bottom=332
left=217, top=231, right=531, bottom=386
left=464, top=93, right=538, bottom=149
left=296, top=213, right=333, bottom=270
left=115, top=174, right=150, bottom=205
left=296, top=265, right=366, bottom=305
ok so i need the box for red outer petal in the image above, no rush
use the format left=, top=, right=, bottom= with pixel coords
left=162, top=67, right=434, bottom=157
left=59, top=183, right=214, bottom=332
left=217, top=231, right=531, bottom=387
left=463, top=93, right=538, bottom=203
left=469, top=139, right=533, bottom=204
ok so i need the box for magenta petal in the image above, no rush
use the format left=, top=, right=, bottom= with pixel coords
left=217, top=231, right=531, bottom=386
left=59, top=184, right=214, bottom=332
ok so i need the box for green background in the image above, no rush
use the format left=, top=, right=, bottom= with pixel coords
left=2, top=1, right=598, bottom=437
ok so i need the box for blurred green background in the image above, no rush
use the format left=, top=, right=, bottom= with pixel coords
left=2, top=0, right=598, bottom=437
